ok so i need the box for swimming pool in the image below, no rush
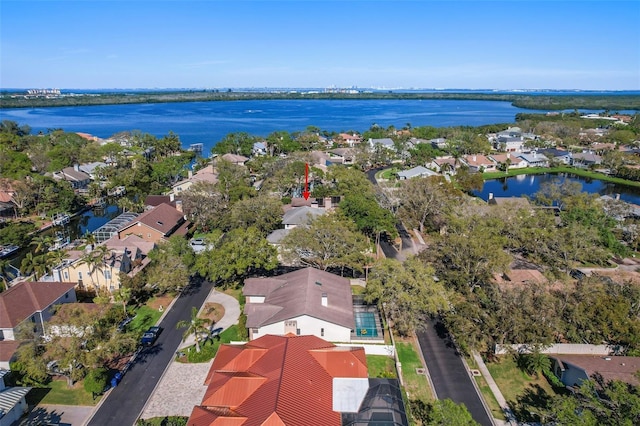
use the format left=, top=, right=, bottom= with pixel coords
left=355, top=311, right=378, bottom=337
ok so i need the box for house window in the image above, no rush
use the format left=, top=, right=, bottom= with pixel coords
left=147, top=233, right=151, bottom=238
left=252, top=328, right=259, bottom=334
left=65, top=292, right=69, bottom=299
left=110, top=285, right=115, bottom=292
left=31, top=315, right=36, bottom=323
left=104, top=270, right=111, bottom=280
left=63, top=271, right=69, bottom=280
left=296, top=328, right=301, bottom=335
left=78, top=271, right=83, bottom=280
left=321, top=328, right=324, bottom=337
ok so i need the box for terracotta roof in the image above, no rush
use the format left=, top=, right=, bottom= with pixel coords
left=0, top=281, right=76, bottom=328
left=243, top=268, right=354, bottom=330
left=554, top=355, right=640, bottom=386
left=463, top=154, right=494, bottom=167
left=120, top=203, right=184, bottom=236
left=188, top=334, right=368, bottom=426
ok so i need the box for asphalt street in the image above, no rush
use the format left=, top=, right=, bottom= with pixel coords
left=416, top=319, right=494, bottom=426
left=87, top=277, right=212, bottom=426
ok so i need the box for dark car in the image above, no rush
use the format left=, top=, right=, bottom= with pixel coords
left=140, top=326, right=163, bottom=346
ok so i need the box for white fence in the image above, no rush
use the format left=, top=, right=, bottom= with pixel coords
left=336, top=343, right=395, bottom=357
left=495, top=343, right=625, bottom=356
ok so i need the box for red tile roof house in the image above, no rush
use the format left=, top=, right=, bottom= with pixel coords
left=243, top=268, right=355, bottom=342
left=0, top=281, right=76, bottom=369
left=461, top=154, right=497, bottom=173
left=187, top=334, right=370, bottom=426
left=118, top=203, right=190, bottom=244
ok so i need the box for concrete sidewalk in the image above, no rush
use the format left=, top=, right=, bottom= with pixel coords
left=472, top=351, right=517, bottom=425
left=178, top=288, right=241, bottom=350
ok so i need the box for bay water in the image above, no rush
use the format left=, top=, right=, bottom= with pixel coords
left=0, top=99, right=549, bottom=153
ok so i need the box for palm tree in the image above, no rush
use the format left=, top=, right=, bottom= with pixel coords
left=31, top=235, right=53, bottom=254
left=47, top=249, right=69, bottom=280
left=21, top=253, right=47, bottom=281
left=176, top=306, right=211, bottom=353
left=0, top=259, right=10, bottom=291
left=113, top=287, right=132, bottom=316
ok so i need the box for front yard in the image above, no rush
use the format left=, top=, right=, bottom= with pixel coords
left=485, top=355, right=562, bottom=421
left=395, top=340, right=433, bottom=402
left=28, top=378, right=100, bottom=406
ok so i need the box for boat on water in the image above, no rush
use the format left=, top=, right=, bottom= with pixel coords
left=49, top=232, right=71, bottom=251
left=0, top=244, right=20, bottom=259
left=52, top=212, right=71, bottom=226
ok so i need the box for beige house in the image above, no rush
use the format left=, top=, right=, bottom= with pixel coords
left=52, top=235, right=154, bottom=292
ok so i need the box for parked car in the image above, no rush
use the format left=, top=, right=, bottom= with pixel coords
left=140, top=326, right=163, bottom=346
left=117, top=316, right=134, bottom=332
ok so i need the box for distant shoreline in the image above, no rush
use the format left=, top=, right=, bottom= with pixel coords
left=1, top=90, right=639, bottom=111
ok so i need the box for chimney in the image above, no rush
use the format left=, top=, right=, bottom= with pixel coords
left=489, top=193, right=494, bottom=200
left=321, top=292, right=328, bottom=307
left=170, top=193, right=175, bottom=202
left=324, top=197, right=332, bottom=210
left=74, top=164, right=80, bottom=172
left=188, top=170, right=193, bottom=179
left=615, top=193, right=620, bottom=201
left=175, top=200, right=183, bottom=213
left=472, top=155, right=477, bottom=162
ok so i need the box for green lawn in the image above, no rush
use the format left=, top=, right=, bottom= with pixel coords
left=395, top=341, right=433, bottom=402
left=128, top=306, right=163, bottom=334
left=179, top=325, right=243, bottom=363
left=33, top=379, right=99, bottom=406
left=465, top=356, right=506, bottom=420
left=379, top=168, right=400, bottom=180
left=486, top=355, right=559, bottom=412
left=367, top=355, right=396, bottom=378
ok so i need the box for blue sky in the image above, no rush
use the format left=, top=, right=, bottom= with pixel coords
left=1, top=1, right=639, bottom=90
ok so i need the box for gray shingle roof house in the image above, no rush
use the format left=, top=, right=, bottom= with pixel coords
left=243, top=267, right=355, bottom=342
left=397, top=166, right=438, bottom=180
left=517, top=152, right=549, bottom=167
left=282, top=206, right=326, bottom=229
left=368, top=138, right=395, bottom=150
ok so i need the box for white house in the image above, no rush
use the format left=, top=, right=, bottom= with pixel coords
left=397, top=166, right=439, bottom=180
left=243, top=268, right=355, bottom=342
left=369, top=138, right=395, bottom=151
left=0, top=370, right=30, bottom=426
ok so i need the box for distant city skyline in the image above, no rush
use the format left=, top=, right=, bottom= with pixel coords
left=1, top=1, right=639, bottom=91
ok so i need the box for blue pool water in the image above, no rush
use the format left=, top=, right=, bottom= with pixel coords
left=355, top=311, right=378, bottom=337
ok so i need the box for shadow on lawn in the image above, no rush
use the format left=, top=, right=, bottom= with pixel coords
left=509, top=383, right=554, bottom=423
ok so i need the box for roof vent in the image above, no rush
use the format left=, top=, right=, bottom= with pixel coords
left=604, top=357, right=612, bottom=361
left=157, top=221, right=163, bottom=225
left=315, top=281, right=322, bottom=286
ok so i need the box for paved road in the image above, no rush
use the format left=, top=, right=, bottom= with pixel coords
left=87, top=277, right=212, bottom=426
left=416, top=319, right=494, bottom=426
